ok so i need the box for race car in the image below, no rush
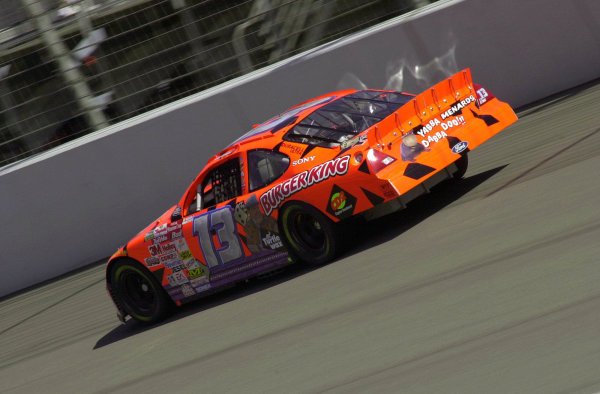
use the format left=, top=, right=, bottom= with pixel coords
left=106, top=69, right=518, bottom=323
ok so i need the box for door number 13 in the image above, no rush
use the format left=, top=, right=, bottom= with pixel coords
left=192, top=207, right=243, bottom=268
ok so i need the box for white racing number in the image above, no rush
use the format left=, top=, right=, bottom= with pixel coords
left=192, top=207, right=243, bottom=268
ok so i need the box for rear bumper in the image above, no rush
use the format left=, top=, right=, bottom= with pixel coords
left=362, top=160, right=460, bottom=221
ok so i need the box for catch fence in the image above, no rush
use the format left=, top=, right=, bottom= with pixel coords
left=0, top=0, right=437, bottom=166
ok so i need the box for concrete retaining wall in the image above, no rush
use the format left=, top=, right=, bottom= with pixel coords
left=1, top=0, right=599, bottom=296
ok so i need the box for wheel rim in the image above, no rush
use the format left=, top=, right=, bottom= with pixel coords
left=117, top=268, right=157, bottom=316
left=289, top=210, right=326, bottom=252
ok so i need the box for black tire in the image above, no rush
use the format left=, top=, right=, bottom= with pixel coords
left=453, top=153, right=468, bottom=179
left=279, top=202, right=341, bottom=266
left=110, top=259, right=173, bottom=324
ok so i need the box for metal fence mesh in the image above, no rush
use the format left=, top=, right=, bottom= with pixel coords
left=0, top=0, right=438, bottom=166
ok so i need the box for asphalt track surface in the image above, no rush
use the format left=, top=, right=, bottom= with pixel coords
left=1, top=81, right=600, bottom=393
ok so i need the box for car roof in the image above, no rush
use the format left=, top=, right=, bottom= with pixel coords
left=228, top=90, right=356, bottom=148
left=212, top=89, right=413, bottom=162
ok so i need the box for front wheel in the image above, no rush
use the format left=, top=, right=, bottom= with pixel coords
left=110, top=259, right=173, bottom=324
left=279, top=202, right=341, bottom=266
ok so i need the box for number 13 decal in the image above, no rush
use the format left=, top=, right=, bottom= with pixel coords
left=192, top=207, right=243, bottom=268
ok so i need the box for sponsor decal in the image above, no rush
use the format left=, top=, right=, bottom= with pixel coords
left=188, top=267, right=207, bottom=280
left=476, top=88, right=488, bottom=105
left=148, top=244, right=163, bottom=256
left=152, top=234, right=168, bottom=244
left=167, top=271, right=188, bottom=286
left=451, top=141, right=469, bottom=154
left=421, top=131, right=449, bottom=148
left=164, top=259, right=182, bottom=269
left=144, top=256, right=160, bottom=267
left=161, top=242, right=177, bottom=253
left=280, top=141, right=304, bottom=155
left=326, top=184, right=357, bottom=220
left=416, top=116, right=465, bottom=137
left=180, top=284, right=196, bottom=297
left=260, top=155, right=350, bottom=215
left=167, top=222, right=181, bottom=232
left=179, top=249, right=193, bottom=261
left=440, top=115, right=466, bottom=131
left=159, top=251, right=178, bottom=264
left=262, top=231, right=283, bottom=249
left=292, top=156, right=316, bottom=166
left=186, top=259, right=201, bottom=270
left=148, top=223, right=183, bottom=244
left=412, top=112, right=467, bottom=149
left=412, top=96, right=471, bottom=149
left=415, top=118, right=442, bottom=137
left=235, top=194, right=281, bottom=253
left=159, top=250, right=181, bottom=268
left=440, top=95, right=476, bottom=120
left=340, top=134, right=367, bottom=150
left=170, top=229, right=183, bottom=240
left=149, top=237, right=192, bottom=269
left=380, top=183, right=397, bottom=198
left=174, top=238, right=194, bottom=263
left=174, top=238, right=189, bottom=252
left=171, top=264, right=187, bottom=273
left=401, top=134, right=429, bottom=162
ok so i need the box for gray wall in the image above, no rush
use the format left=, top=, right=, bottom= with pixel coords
left=1, top=0, right=599, bottom=297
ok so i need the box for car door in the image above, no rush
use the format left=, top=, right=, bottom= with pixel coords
left=178, top=153, right=288, bottom=290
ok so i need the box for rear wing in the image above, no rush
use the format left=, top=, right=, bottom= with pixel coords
left=396, top=69, right=478, bottom=138
left=365, top=68, right=517, bottom=194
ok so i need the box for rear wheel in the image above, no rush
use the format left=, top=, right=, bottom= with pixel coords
left=453, top=153, right=468, bottom=179
left=110, top=259, right=172, bottom=324
left=279, top=202, right=340, bottom=266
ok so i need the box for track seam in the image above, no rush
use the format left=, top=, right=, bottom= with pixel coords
left=485, top=127, right=600, bottom=197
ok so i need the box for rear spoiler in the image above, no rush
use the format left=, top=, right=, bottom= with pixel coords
left=361, top=69, right=517, bottom=195
left=366, top=68, right=517, bottom=152
left=396, top=69, right=477, bottom=136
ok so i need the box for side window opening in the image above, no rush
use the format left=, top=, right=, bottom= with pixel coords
left=188, top=158, right=242, bottom=214
left=248, top=149, right=290, bottom=192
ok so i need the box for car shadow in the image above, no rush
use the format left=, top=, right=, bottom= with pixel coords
left=94, top=164, right=507, bottom=349
left=346, top=165, right=508, bottom=253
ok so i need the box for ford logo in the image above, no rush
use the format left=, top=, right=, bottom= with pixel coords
left=452, top=141, right=469, bottom=154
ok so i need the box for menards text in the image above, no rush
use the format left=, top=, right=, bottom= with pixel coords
left=440, top=95, right=476, bottom=120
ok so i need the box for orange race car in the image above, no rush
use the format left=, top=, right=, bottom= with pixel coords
left=106, top=69, right=517, bottom=323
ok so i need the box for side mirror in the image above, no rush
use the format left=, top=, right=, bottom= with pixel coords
left=171, top=206, right=182, bottom=222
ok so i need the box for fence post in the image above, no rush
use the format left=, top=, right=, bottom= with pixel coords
left=20, top=0, right=109, bottom=131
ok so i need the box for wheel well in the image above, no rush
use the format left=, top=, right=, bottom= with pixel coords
left=106, top=257, right=175, bottom=322
left=105, top=257, right=138, bottom=285
left=105, top=257, right=139, bottom=320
